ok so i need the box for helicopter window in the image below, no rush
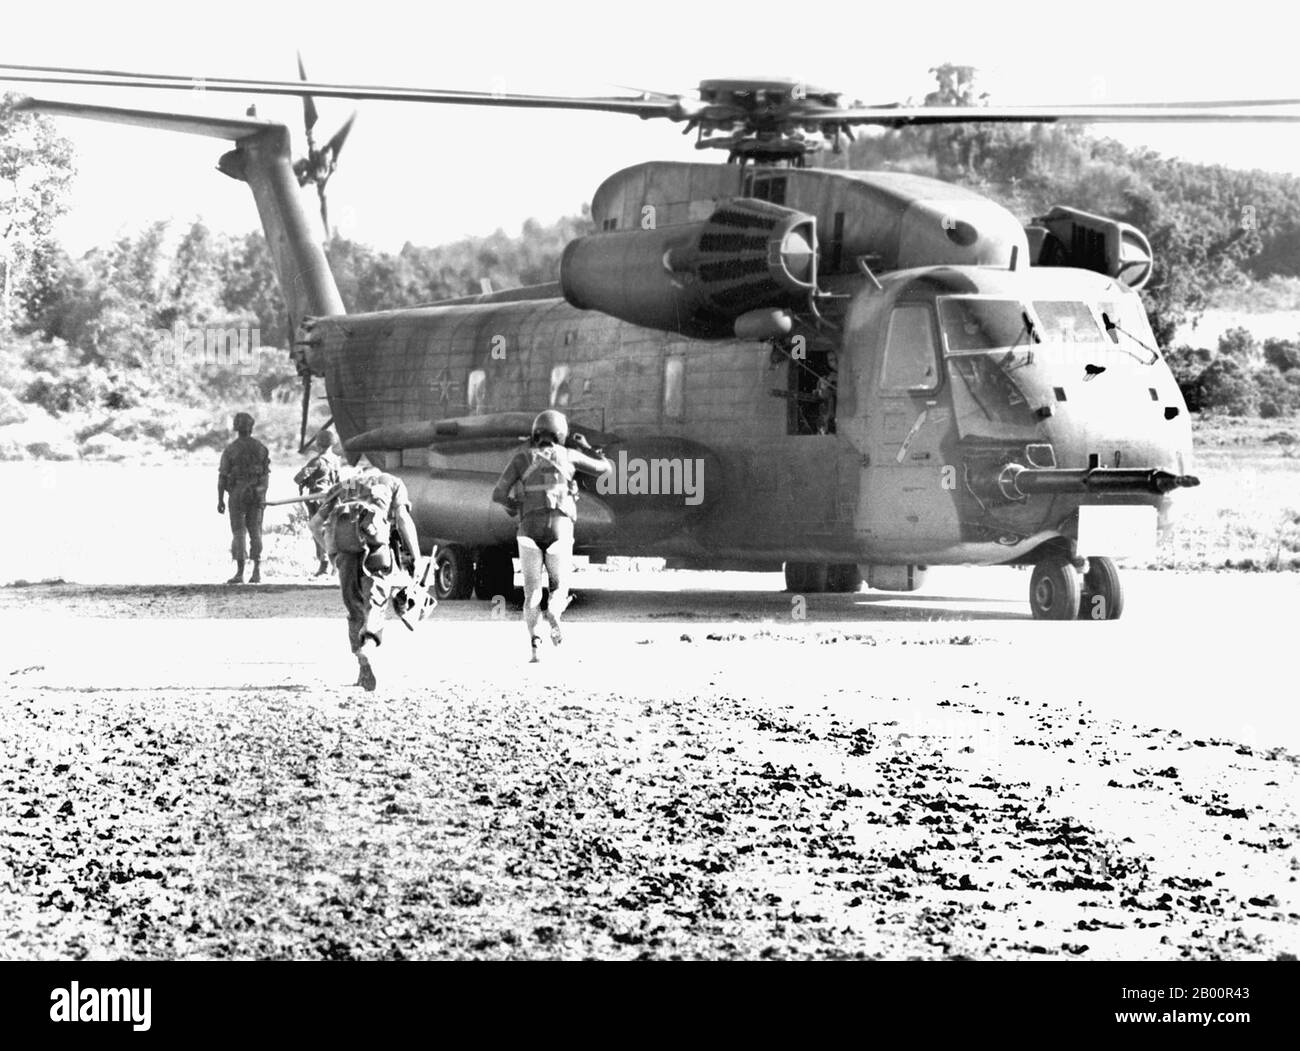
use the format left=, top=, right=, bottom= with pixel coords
left=467, top=369, right=487, bottom=413
left=550, top=365, right=571, bottom=408
left=750, top=175, right=787, bottom=205
left=881, top=306, right=939, bottom=392
left=1032, top=301, right=1106, bottom=344
left=663, top=356, right=685, bottom=419
left=937, top=298, right=1028, bottom=353
left=1098, top=298, right=1161, bottom=358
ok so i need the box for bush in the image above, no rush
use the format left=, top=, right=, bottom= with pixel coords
left=1217, top=326, right=1260, bottom=364
left=1165, top=345, right=1212, bottom=411
left=1198, top=357, right=1259, bottom=416
left=1263, top=337, right=1300, bottom=373
left=1254, top=368, right=1299, bottom=418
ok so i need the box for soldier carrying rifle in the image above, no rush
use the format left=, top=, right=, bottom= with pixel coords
left=293, top=429, right=342, bottom=576
left=307, top=463, right=432, bottom=691
left=217, top=411, right=269, bottom=584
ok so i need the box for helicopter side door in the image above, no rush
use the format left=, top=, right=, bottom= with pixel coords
left=860, top=301, right=960, bottom=547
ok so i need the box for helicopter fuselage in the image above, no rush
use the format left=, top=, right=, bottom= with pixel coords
left=306, top=255, right=1192, bottom=574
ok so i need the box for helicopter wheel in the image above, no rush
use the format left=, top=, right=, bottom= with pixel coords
left=826, top=563, right=863, bottom=593
left=1078, top=556, right=1124, bottom=621
left=784, top=561, right=828, bottom=593
left=433, top=544, right=475, bottom=601
left=474, top=547, right=516, bottom=601
left=1028, top=555, right=1082, bottom=621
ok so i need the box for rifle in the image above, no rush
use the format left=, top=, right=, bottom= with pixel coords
left=391, top=549, right=439, bottom=631
left=263, top=481, right=344, bottom=508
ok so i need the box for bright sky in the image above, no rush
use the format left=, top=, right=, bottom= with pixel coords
left=7, top=0, right=1300, bottom=254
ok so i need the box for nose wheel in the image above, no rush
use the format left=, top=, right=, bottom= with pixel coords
left=1029, top=553, right=1125, bottom=620
left=1078, top=556, right=1124, bottom=620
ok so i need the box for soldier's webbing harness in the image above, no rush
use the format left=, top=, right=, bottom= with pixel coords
left=330, top=474, right=395, bottom=568
left=519, top=445, right=579, bottom=519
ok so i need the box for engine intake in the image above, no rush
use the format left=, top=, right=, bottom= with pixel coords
left=561, top=197, right=817, bottom=338
left=1025, top=205, right=1153, bottom=290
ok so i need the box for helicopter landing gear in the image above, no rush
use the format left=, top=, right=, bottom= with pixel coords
left=784, top=561, right=828, bottom=593
left=433, top=544, right=475, bottom=600
left=1078, top=556, right=1124, bottom=621
left=825, top=563, right=863, bottom=593
left=474, top=546, right=515, bottom=601
left=1028, top=554, right=1082, bottom=620
left=785, top=561, right=861, bottom=593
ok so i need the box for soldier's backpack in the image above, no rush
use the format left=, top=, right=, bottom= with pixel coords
left=330, top=472, right=394, bottom=555
left=518, top=445, right=578, bottom=517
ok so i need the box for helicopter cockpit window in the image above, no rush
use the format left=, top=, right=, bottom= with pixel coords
left=881, top=305, right=939, bottom=392
left=1098, top=297, right=1161, bottom=362
left=937, top=298, right=1028, bottom=353
left=1031, top=301, right=1107, bottom=344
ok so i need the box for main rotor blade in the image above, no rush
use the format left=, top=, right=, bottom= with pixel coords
left=829, top=103, right=1300, bottom=125
left=0, top=64, right=684, bottom=118
left=9, top=63, right=1300, bottom=126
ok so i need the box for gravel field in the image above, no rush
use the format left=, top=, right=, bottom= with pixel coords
left=1, top=568, right=1297, bottom=960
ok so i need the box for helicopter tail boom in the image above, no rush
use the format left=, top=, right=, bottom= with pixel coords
left=14, top=97, right=345, bottom=332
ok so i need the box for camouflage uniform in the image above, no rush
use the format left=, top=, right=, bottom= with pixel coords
left=218, top=433, right=270, bottom=564
left=317, top=469, right=413, bottom=656
left=294, top=446, right=342, bottom=570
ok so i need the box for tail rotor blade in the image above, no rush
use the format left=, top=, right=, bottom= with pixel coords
left=324, top=112, right=356, bottom=160
left=296, top=50, right=318, bottom=147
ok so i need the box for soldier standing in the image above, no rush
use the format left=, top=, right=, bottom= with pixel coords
left=293, top=429, right=342, bottom=576
left=217, top=411, right=270, bottom=584
left=491, top=409, right=612, bottom=663
left=310, top=463, right=424, bottom=691
left=815, top=350, right=838, bottom=435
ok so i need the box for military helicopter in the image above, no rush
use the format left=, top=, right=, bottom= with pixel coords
left=6, top=61, right=1300, bottom=618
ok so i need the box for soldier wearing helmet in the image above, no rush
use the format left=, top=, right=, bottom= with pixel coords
left=293, top=428, right=343, bottom=576
left=217, top=411, right=270, bottom=584
left=309, top=461, right=425, bottom=691
left=491, top=409, right=612, bottom=662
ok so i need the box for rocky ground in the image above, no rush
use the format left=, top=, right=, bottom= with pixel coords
left=1, top=572, right=1296, bottom=960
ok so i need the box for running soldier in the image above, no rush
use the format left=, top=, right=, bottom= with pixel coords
left=217, top=411, right=270, bottom=584
left=310, top=463, right=424, bottom=691
left=293, top=429, right=342, bottom=576
left=491, top=410, right=612, bottom=663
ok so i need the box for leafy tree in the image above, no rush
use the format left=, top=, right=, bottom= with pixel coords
left=1263, top=337, right=1300, bottom=373
left=0, top=94, right=74, bottom=328
left=1164, top=345, right=1212, bottom=411
left=1217, top=326, right=1260, bottom=364
left=1198, top=356, right=1259, bottom=416
left=1253, top=367, right=1298, bottom=418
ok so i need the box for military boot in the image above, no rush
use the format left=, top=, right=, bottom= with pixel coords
left=357, top=655, right=377, bottom=692
left=249, top=561, right=261, bottom=584
left=226, top=560, right=245, bottom=585
left=314, top=559, right=330, bottom=577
